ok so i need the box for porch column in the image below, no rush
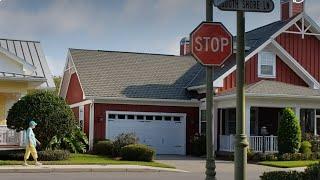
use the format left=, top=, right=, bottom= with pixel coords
left=294, top=107, right=301, bottom=123
left=245, top=104, right=251, bottom=138
left=213, top=100, right=218, bottom=151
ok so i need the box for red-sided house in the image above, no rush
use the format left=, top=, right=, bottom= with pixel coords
left=60, top=1, right=320, bottom=154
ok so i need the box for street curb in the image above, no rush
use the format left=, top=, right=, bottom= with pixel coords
left=0, top=165, right=189, bottom=173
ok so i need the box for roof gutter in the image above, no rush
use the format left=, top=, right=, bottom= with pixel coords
left=86, top=96, right=200, bottom=107
left=214, top=93, right=320, bottom=101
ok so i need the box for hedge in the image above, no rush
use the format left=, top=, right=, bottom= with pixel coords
left=261, top=163, right=320, bottom=180
left=120, top=144, right=155, bottom=162
left=93, top=140, right=113, bottom=156
left=4, top=150, right=70, bottom=161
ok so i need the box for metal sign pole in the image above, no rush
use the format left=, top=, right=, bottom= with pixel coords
left=205, top=0, right=216, bottom=179
left=234, top=10, right=249, bottom=180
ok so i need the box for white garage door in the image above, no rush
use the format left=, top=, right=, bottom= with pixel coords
left=106, top=111, right=186, bottom=155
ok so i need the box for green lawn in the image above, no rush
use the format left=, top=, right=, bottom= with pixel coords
left=258, top=160, right=320, bottom=168
left=0, top=154, right=174, bottom=169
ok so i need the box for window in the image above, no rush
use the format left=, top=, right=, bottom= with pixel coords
left=164, top=116, right=172, bottom=121
left=155, top=116, right=162, bottom=121
left=146, top=116, right=153, bottom=121
left=118, top=114, right=125, bottom=119
left=200, top=110, right=206, bottom=135
left=127, top=115, right=135, bottom=120
left=173, top=117, right=181, bottom=122
left=137, top=115, right=144, bottom=120
left=108, top=114, right=116, bottom=119
left=258, top=51, right=276, bottom=78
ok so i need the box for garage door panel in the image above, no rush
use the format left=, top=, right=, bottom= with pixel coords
left=106, top=112, right=186, bottom=155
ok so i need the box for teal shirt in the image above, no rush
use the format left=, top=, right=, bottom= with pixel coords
left=26, top=127, right=37, bottom=147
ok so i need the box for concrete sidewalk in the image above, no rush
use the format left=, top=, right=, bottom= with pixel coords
left=0, top=165, right=188, bottom=173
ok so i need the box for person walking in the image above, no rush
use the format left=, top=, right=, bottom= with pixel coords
left=23, top=120, right=42, bottom=166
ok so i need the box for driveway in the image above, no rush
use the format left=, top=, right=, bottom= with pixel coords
left=156, top=155, right=305, bottom=180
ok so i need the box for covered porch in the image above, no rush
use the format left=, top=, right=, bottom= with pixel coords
left=212, top=81, right=320, bottom=153
left=0, top=72, right=46, bottom=148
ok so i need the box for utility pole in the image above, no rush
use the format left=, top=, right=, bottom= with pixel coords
left=234, top=10, right=249, bottom=180
left=205, top=0, right=216, bottom=180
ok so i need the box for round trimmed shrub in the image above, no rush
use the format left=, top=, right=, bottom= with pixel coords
left=300, top=141, right=312, bottom=155
left=278, top=108, right=301, bottom=154
left=93, top=140, right=113, bottom=156
left=120, top=144, right=155, bottom=162
left=112, top=133, right=139, bottom=157
left=6, top=90, right=75, bottom=149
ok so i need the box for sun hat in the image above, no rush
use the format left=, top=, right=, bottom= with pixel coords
left=29, top=121, right=37, bottom=127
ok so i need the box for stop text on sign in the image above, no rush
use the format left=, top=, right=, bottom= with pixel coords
left=194, top=37, right=230, bottom=53
left=190, top=22, right=233, bottom=66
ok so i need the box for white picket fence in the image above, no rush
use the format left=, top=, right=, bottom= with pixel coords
left=219, top=135, right=278, bottom=152
left=0, top=125, right=21, bottom=146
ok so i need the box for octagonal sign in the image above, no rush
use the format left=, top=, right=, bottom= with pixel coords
left=190, top=22, right=233, bottom=66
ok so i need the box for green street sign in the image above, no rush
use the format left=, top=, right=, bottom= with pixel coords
left=216, top=0, right=275, bottom=12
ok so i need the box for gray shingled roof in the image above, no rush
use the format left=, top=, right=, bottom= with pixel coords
left=217, top=80, right=320, bottom=97
left=188, top=18, right=292, bottom=88
left=70, top=49, right=203, bottom=100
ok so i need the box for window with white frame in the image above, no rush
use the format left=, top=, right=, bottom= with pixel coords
left=200, top=110, right=206, bottom=135
left=258, top=51, right=276, bottom=78
left=79, top=106, right=84, bottom=130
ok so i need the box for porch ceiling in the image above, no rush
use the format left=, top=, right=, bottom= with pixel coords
left=215, top=80, right=320, bottom=99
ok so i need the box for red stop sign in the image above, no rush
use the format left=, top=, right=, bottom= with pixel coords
left=190, top=22, right=233, bottom=66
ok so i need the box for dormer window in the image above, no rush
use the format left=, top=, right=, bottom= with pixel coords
left=258, top=51, right=276, bottom=78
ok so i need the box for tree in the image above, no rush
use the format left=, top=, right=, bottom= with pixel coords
left=53, top=76, right=62, bottom=95
left=278, top=108, right=302, bottom=154
left=7, top=90, right=75, bottom=149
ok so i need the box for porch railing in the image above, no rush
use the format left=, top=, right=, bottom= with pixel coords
left=219, top=135, right=278, bottom=152
left=0, top=125, right=21, bottom=146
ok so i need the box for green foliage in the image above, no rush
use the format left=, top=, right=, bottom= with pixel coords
left=48, top=126, right=88, bottom=153
left=112, top=133, right=139, bottom=157
left=5, top=150, right=70, bottom=161
left=7, top=90, right=75, bottom=149
left=303, top=133, right=320, bottom=153
left=260, top=171, right=303, bottom=180
left=93, top=140, right=113, bottom=156
left=260, top=163, right=320, bottom=180
left=278, top=108, right=302, bottom=154
left=304, top=163, right=320, bottom=180
left=300, top=141, right=312, bottom=155
left=53, top=76, right=62, bottom=95
left=190, top=134, right=206, bottom=156
left=120, top=144, right=155, bottom=162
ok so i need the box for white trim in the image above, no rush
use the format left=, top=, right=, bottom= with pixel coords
left=105, top=110, right=187, bottom=155
left=270, top=40, right=320, bottom=89
left=89, top=96, right=200, bottom=107
left=257, top=51, right=276, bottom=78
left=271, top=13, right=304, bottom=39
left=89, top=101, right=95, bottom=150
left=213, top=39, right=272, bottom=87
left=0, top=46, right=36, bottom=73
left=61, top=49, right=86, bottom=100
left=69, top=100, right=93, bottom=108
left=79, top=105, right=84, bottom=130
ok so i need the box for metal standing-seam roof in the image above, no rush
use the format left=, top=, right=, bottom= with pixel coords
left=70, top=49, right=204, bottom=100
left=0, top=38, right=55, bottom=88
